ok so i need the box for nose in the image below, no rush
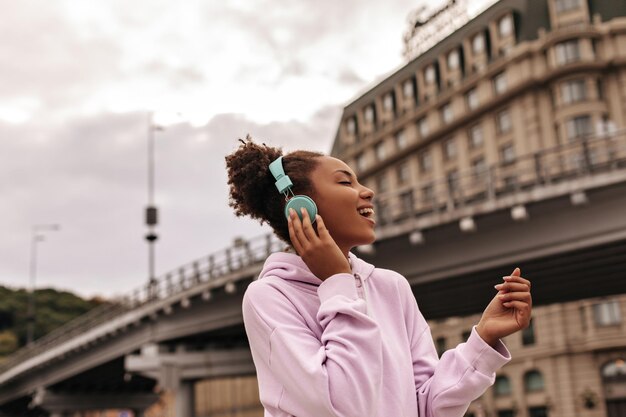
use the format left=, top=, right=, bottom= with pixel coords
left=360, top=185, right=374, bottom=201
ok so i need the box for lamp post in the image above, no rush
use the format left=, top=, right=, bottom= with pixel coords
left=145, top=113, right=164, bottom=299
left=27, top=223, right=60, bottom=346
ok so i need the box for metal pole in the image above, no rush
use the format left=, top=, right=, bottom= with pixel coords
left=26, top=233, right=39, bottom=346
left=148, top=112, right=155, bottom=207
left=26, top=224, right=59, bottom=346
left=145, top=112, right=160, bottom=299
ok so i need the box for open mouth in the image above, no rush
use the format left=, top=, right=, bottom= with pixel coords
left=358, top=207, right=375, bottom=218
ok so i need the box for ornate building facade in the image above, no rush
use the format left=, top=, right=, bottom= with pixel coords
left=331, top=1, right=626, bottom=416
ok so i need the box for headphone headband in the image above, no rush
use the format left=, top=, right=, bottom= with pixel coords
left=269, top=156, right=293, bottom=195
left=268, top=156, right=318, bottom=224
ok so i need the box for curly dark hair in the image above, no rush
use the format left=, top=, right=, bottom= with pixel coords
left=225, top=136, right=323, bottom=244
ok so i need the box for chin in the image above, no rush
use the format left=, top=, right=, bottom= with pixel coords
left=356, top=231, right=376, bottom=246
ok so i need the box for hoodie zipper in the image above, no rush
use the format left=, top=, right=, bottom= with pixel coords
left=354, top=273, right=369, bottom=315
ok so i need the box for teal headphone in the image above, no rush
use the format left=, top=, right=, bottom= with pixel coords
left=269, top=156, right=317, bottom=223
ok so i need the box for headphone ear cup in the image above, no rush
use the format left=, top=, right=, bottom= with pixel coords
left=285, top=195, right=317, bottom=224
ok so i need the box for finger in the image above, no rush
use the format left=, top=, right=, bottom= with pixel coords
left=495, top=282, right=530, bottom=293
left=503, top=275, right=531, bottom=288
left=315, top=215, right=333, bottom=242
left=498, top=291, right=532, bottom=305
left=511, top=267, right=521, bottom=277
left=289, top=208, right=310, bottom=250
left=300, top=208, right=319, bottom=243
left=502, top=300, right=531, bottom=314
left=287, top=210, right=304, bottom=254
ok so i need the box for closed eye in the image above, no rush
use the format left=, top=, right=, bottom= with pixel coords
left=339, top=181, right=352, bottom=185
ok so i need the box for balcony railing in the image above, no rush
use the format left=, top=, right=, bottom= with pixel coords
left=375, top=129, right=626, bottom=228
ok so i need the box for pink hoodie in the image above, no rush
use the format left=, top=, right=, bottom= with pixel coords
left=242, top=251, right=510, bottom=417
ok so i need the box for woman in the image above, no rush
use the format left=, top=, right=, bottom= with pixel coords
left=225, top=138, right=532, bottom=417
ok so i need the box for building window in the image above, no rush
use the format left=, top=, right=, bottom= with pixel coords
left=419, top=150, right=432, bottom=172
left=441, top=102, right=453, bottom=124
left=374, top=141, right=386, bottom=161
left=493, top=72, right=507, bottom=95
left=494, top=375, right=512, bottom=396
left=383, top=92, right=395, bottom=114
left=435, top=336, right=446, bottom=357
left=364, top=105, right=376, bottom=124
left=524, top=370, right=545, bottom=392
left=555, top=0, right=581, bottom=13
left=346, top=117, right=357, bottom=135
left=448, top=50, right=460, bottom=70
left=395, top=130, right=407, bottom=150
left=418, top=118, right=429, bottom=138
left=579, top=305, right=588, bottom=332
left=443, top=138, right=457, bottom=160
left=472, top=33, right=485, bottom=54
left=500, top=143, right=516, bottom=165
left=472, top=157, right=487, bottom=179
left=497, top=410, right=515, bottom=417
left=593, top=301, right=622, bottom=326
left=503, top=175, right=517, bottom=189
left=376, top=173, right=388, bottom=194
left=499, top=15, right=513, bottom=37
left=400, top=190, right=414, bottom=215
left=376, top=201, right=390, bottom=225
left=397, top=161, right=410, bottom=185
left=555, top=40, right=581, bottom=65
left=422, top=183, right=435, bottom=203
left=601, top=359, right=626, bottom=381
left=425, top=65, right=436, bottom=84
left=522, top=318, right=535, bottom=345
left=447, top=169, right=459, bottom=193
left=403, top=79, right=415, bottom=98
left=565, top=115, right=592, bottom=141
left=561, top=79, right=586, bottom=104
left=496, top=109, right=512, bottom=134
left=355, top=153, right=367, bottom=172
left=528, top=407, right=548, bottom=417
left=468, top=124, right=484, bottom=148
left=465, top=88, right=479, bottom=110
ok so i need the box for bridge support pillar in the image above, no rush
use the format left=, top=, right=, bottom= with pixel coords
left=175, top=380, right=195, bottom=417
left=126, top=344, right=255, bottom=417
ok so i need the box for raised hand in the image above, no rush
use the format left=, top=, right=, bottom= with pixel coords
left=476, top=268, right=532, bottom=347
left=287, top=207, right=351, bottom=280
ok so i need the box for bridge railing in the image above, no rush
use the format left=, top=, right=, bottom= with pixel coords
left=374, top=129, right=626, bottom=225
left=0, top=232, right=284, bottom=374
left=126, top=232, right=285, bottom=307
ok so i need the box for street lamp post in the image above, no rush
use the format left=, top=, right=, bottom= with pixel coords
left=27, top=223, right=60, bottom=346
left=145, top=113, right=163, bottom=299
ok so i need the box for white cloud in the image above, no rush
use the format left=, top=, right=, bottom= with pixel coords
left=0, top=0, right=426, bottom=297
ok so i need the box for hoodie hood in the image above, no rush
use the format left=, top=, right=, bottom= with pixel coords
left=258, top=251, right=376, bottom=285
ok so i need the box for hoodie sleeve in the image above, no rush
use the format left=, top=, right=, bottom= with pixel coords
left=399, top=278, right=511, bottom=417
left=242, top=274, right=383, bottom=417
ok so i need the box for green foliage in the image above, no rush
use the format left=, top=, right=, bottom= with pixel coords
left=0, top=331, right=18, bottom=356
left=0, top=285, right=104, bottom=358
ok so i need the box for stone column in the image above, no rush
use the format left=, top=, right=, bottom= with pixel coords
left=175, top=380, right=195, bottom=417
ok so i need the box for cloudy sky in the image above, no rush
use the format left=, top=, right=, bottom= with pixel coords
left=1, top=0, right=496, bottom=299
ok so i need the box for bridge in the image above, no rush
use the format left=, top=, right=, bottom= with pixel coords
left=1, top=131, right=625, bottom=417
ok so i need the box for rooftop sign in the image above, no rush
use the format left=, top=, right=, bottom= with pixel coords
left=403, top=0, right=499, bottom=61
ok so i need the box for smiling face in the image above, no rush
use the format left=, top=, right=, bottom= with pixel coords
left=308, top=156, right=376, bottom=255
